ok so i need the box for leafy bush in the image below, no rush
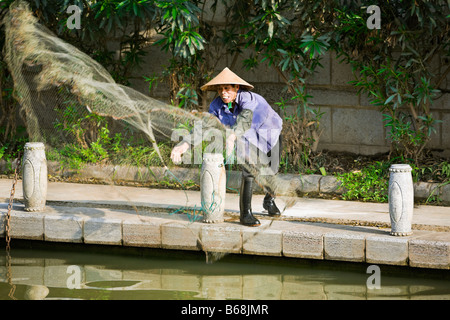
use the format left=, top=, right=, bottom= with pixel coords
left=1, top=0, right=449, bottom=186
left=333, top=1, right=449, bottom=163
left=336, top=161, right=390, bottom=202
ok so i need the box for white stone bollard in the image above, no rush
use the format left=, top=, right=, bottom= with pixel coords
left=388, top=164, right=414, bottom=236
left=22, top=142, right=47, bottom=212
left=200, top=153, right=226, bottom=223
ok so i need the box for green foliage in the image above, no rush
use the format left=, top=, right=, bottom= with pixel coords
left=336, top=155, right=450, bottom=204
left=176, top=83, right=199, bottom=108
left=148, top=0, right=206, bottom=109
left=350, top=60, right=442, bottom=163
left=0, top=0, right=206, bottom=87
left=1, top=0, right=449, bottom=199
left=333, top=1, right=449, bottom=163
left=336, top=161, right=390, bottom=203
left=409, top=159, right=450, bottom=184
left=154, top=0, right=205, bottom=60
left=49, top=119, right=173, bottom=172
left=54, top=95, right=109, bottom=149
left=53, top=124, right=113, bottom=171
left=219, top=0, right=332, bottom=170
left=0, top=125, right=28, bottom=163
left=276, top=97, right=325, bottom=173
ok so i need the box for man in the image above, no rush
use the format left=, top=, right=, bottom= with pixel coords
left=171, top=67, right=283, bottom=227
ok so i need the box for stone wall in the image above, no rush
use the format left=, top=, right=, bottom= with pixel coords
left=128, top=45, right=450, bottom=157
left=114, top=0, right=450, bottom=157
left=1, top=2, right=448, bottom=157
left=127, top=0, right=449, bottom=156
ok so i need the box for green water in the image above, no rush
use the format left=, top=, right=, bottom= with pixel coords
left=1, top=241, right=449, bottom=300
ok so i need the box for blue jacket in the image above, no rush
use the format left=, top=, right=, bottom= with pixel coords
left=208, top=90, right=282, bottom=154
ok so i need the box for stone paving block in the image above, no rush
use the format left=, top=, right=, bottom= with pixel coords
left=201, top=0, right=227, bottom=24
left=243, top=226, right=282, bottom=256
left=283, top=230, right=324, bottom=259
left=331, top=52, right=355, bottom=86
left=414, top=182, right=438, bottom=201
left=439, top=183, right=450, bottom=205
left=316, top=106, right=332, bottom=143
left=433, top=92, right=449, bottom=110
left=299, top=175, right=321, bottom=194
left=309, top=52, right=331, bottom=86
left=10, top=211, right=44, bottom=240
left=257, top=84, right=291, bottom=105
left=441, top=112, right=450, bottom=149
left=123, top=217, right=164, bottom=248
left=44, top=214, right=83, bottom=243
left=84, top=217, right=122, bottom=245
left=409, top=232, right=450, bottom=269
left=309, top=88, right=359, bottom=106
left=161, top=222, right=201, bottom=251
left=236, top=49, right=280, bottom=83
left=200, top=224, right=242, bottom=253
left=332, top=108, right=384, bottom=146
left=324, top=233, right=366, bottom=262
left=272, top=174, right=301, bottom=195
left=319, top=176, right=343, bottom=194
left=366, top=234, right=408, bottom=266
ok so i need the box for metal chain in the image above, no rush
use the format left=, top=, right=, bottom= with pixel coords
left=5, top=152, right=21, bottom=300
left=6, top=153, right=21, bottom=251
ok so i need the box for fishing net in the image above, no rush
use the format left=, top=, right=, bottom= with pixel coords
left=2, top=1, right=222, bottom=159
left=2, top=0, right=298, bottom=261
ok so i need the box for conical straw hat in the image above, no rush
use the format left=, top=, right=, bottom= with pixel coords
left=200, top=67, right=254, bottom=91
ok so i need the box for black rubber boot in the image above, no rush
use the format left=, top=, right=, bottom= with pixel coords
left=263, top=193, right=281, bottom=216
left=239, top=176, right=261, bottom=227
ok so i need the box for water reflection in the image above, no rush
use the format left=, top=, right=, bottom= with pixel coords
left=1, top=247, right=449, bottom=300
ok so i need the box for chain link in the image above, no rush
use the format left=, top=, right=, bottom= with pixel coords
left=5, top=152, right=21, bottom=300
left=6, top=153, right=21, bottom=251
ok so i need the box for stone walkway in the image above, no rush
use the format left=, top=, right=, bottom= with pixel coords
left=1, top=179, right=449, bottom=270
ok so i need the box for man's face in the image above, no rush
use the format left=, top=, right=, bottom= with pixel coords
left=217, top=84, right=239, bottom=104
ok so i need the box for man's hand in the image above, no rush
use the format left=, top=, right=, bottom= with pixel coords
left=170, top=142, right=189, bottom=164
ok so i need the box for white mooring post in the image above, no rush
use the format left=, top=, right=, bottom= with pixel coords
left=22, top=142, right=48, bottom=212
left=200, top=153, right=226, bottom=223
left=388, top=164, right=414, bottom=236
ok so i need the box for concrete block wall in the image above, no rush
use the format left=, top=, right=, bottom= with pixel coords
left=128, top=45, right=450, bottom=156
left=3, top=206, right=449, bottom=270
left=123, top=0, right=450, bottom=157
left=1, top=1, right=446, bottom=158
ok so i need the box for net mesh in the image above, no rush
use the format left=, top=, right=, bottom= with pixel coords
left=2, top=0, right=223, bottom=159
left=2, top=0, right=298, bottom=260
